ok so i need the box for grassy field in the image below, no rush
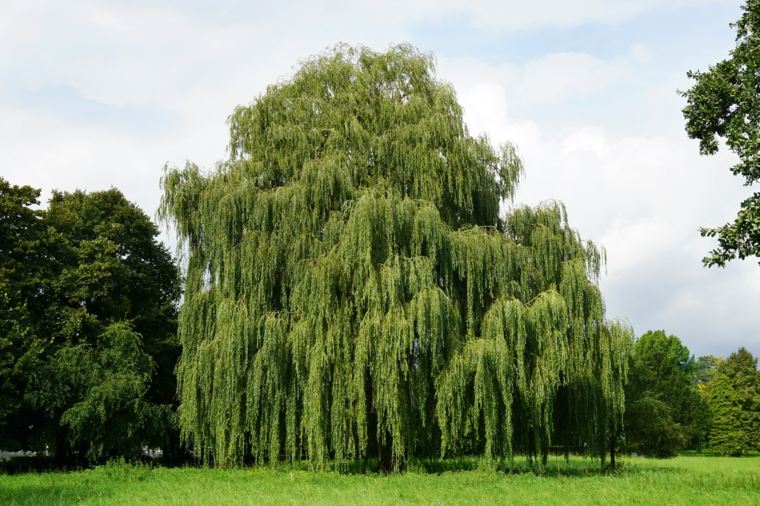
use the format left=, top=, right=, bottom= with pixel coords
left=1, top=455, right=759, bottom=505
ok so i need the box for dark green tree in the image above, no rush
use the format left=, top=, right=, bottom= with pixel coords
left=1, top=182, right=181, bottom=464
left=624, top=330, right=708, bottom=455
left=160, top=44, right=634, bottom=470
left=624, top=395, right=685, bottom=458
left=0, top=178, right=47, bottom=448
left=681, top=0, right=760, bottom=266
left=41, top=189, right=181, bottom=409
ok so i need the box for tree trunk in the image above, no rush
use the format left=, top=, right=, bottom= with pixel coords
left=377, top=433, right=393, bottom=473
left=609, top=432, right=616, bottom=470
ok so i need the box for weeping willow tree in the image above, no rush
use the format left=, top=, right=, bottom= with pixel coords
left=160, top=44, right=633, bottom=471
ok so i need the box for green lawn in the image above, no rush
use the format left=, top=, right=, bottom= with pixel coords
left=1, top=456, right=759, bottom=505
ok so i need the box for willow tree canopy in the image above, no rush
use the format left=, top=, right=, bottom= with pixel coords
left=160, top=44, right=633, bottom=470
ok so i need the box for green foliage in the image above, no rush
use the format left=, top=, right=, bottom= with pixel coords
left=624, top=331, right=709, bottom=453
left=681, top=0, right=760, bottom=266
left=707, top=372, right=749, bottom=456
left=625, top=395, right=685, bottom=457
left=707, top=348, right=760, bottom=454
left=0, top=178, right=47, bottom=447
left=161, top=44, right=634, bottom=470
left=0, top=181, right=181, bottom=464
left=42, top=189, right=181, bottom=409
left=27, top=323, right=175, bottom=463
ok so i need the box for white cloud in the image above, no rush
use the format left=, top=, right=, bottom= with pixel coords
left=447, top=0, right=733, bottom=30
left=516, top=52, right=630, bottom=104
left=319, top=0, right=734, bottom=31
left=438, top=48, right=634, bottom=129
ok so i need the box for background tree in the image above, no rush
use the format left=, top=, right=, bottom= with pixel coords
left=706, top=371, right=749, bottom=456
left=0, top=181, right=181, bottom=464
left=41, top=189, right=181, bottom=410
left=624, top=330, right=708, bottom=456
left=0, top=178, right=47, bottom=449
left=681, top=0, right=760, bottom=266
left=711, top=348, right=760, bottom=452
left=624, top=395, right=684, bottom=458
left=161, top=44, right=633, bottom=471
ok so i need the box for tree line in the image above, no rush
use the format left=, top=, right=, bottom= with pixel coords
left=0, top=181, right=756, bottom=466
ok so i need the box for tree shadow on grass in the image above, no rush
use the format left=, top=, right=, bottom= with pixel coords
left=525, top=460, right=685, bottom=478
left=326, top=456, right=686, bottom=478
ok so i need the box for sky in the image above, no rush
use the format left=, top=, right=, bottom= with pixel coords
left=1, top=0, right=758, bottom=358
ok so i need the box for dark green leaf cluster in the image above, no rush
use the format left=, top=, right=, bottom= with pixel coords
left=625, top=396, right=685, bottom=458
left=161, top=45, right=634, bottom=470
left=682, top=0, right=760, bottom=266
left=27, top=323, right=175, bottom=462
left=0, top=179, right=45, bottom=443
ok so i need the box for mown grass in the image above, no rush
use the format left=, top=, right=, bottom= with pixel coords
left=1, top=455, right=758, bottom=505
